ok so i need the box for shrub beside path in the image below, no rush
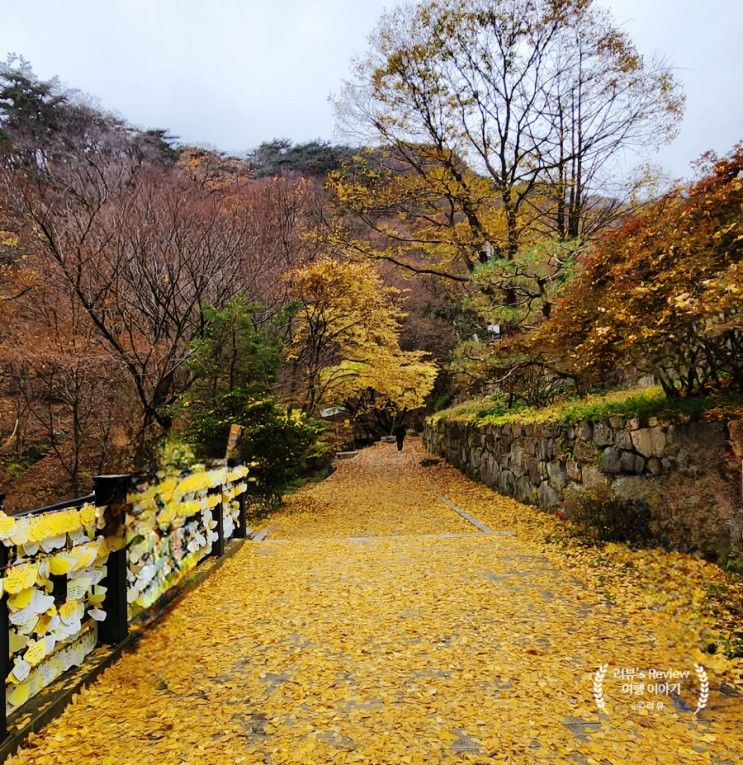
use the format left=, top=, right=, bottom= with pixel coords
left=10, top=440, right=742, bottom=764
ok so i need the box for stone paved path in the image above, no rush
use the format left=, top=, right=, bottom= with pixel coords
left=9, top=442, right=742, bottom=764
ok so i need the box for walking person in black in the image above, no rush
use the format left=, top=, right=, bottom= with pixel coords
left=395, top=424, right=406, bottom=451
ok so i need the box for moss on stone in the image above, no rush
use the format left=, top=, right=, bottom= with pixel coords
left=429, top=386, right=743, bottom=428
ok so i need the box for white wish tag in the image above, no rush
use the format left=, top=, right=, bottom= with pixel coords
left=69, top=573, right=92, bottom=591
left=53, top=623, right=73, bottom=642
left=87, top=567, right=106, bottom=586
left=59, top=600, right=83, bottom=625
left=67, top=618, right=82, bottom=636
left=68, top=528, right=88, bottom=545
left=66, top=580, right=88, bottom=601
left=9, top=604, right=36, bottom=626
left=12, top=658, right=30, bottom=682
left=41, top=663, right=56, bottom=684
left=31, top=589, right=55, bottom=615
left=17, top=617, right=38, bottom=635
left=41, top=534, right=67, bottom=553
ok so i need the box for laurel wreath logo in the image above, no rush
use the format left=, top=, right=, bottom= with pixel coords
left=694, top=663, right=709, bottom=715
left=593, top=664, right=609, bottom=714
left=592, top=662, right=708, bottom=715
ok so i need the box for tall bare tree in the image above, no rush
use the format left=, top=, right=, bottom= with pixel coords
left=332, top=0, right=683, bottom=324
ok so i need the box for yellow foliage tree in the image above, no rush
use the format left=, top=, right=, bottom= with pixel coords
left=286, top=257, right=437, bottom=423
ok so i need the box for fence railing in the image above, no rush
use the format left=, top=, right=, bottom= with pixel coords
left=0, top=460, right=250, bottom=738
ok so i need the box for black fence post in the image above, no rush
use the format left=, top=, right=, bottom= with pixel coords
left=95, top=475, right=130, bottom=646
left=210, top=486, right=225, bottom=557
left=0, top=544, right=8, bottom=740
left=234, top=491, right=247, bottom=539
left=50, top=572, right=67, bottom=604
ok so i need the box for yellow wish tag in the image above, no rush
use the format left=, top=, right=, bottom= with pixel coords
left=7, top=681, right=30, bottom=708
left=157, top=504, right=176, bottom=524
left=28, top=516, right=51, bottom=543
left=49, top=553, right=74, bottom=576
left=4, top=563, right=38, bottom=594
left=9, top=587, right=34, bottom=611
left=24, top=639, right=47, bottom=666
left=34, top=613, right=51, bottom=635
left=79, top=504, right=96, bottom=528
left=72, top=547, right=97, bottom=570
left=9, top=631, right=28, bottom=654
left=59, top=600, right=80, bottom=623
left=0, top=513, right=16, bottom=539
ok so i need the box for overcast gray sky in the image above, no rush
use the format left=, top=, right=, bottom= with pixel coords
left=2, top=0, right=741, bottom=180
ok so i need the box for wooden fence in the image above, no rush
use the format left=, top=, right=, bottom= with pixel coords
left=0, top=460, right=250, bottom=738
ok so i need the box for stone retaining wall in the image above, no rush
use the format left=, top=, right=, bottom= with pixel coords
left=424, top=415, right=743, bottom=559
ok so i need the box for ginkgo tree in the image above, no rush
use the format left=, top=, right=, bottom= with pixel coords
left=285, top=257, right=437, bottom=428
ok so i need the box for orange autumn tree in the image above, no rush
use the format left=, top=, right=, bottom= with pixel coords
left=525, top=145, right=743, bottom=397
